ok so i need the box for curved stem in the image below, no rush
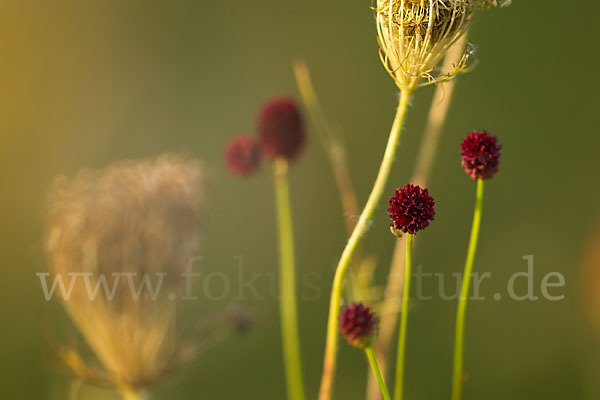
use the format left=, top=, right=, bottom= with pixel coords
left=451, top=179, right=485, bottom=400
left=366, top=346, right=392, bottom=400
left=318, top=89, right=414, bottom=400
left=274, top=159, right=305, bottom=400
left=394, top=234, right=413, bottom=400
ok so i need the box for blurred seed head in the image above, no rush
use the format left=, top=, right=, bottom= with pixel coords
left=45, top=155, right=205, bottom=388
left=375, top=0, right=509, bottom=89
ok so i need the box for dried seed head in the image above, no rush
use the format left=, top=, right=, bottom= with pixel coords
left=375, top=0, right=509, bottom=89
left=45, top=155, right=205, bottom=388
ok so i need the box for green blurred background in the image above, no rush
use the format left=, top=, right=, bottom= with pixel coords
left=2, top=0, right=600, bottom=398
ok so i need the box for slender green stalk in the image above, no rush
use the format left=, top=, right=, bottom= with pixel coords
left=274, top=159, right=305, bottom=400
left=319, top=89, right=414, bottom=400
left=394, top=234, right=414, bottom=400
left=369, top=35, right=468, bottom=400
left=451, top=178, right=485, bottom=400
left=366, top=346, right=392, bottom=400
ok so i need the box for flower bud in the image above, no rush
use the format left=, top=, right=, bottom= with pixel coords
left=460, top=131, right=501, bottom=180
left=258, top=97, right=305, bottom=162
left=225, top=135, right=262, bottom=178
left=339, top=303, right=378, bottom=349
left=387, top=184, right=435, bottom=235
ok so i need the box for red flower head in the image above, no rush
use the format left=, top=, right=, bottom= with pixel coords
left=339, top=303, right=378, bottom=349
left=225, top=136, right=262, bottom=178
left=387, top=184, right=435, bottom=235
left=258, top=96, right=305, bottom=162
left=461, top=131, right=501, bottom=180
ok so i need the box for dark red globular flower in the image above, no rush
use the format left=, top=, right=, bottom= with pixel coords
left=257, top=96, right=305, bottom=162
left=339, top=303, right=378, bottom=349
left=225, top=136, right=262, bottom=178
left=461, top=131, right=501, bottom=180
left=387, top=184, right=435, bottom=235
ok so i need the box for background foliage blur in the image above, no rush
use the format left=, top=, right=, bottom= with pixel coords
left=2, top=0, right=600, bottom=399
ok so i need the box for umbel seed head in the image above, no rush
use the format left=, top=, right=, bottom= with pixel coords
left=387, top=184, right=435, bottom=235
left=339, top=303, right=378, bottom=349
left=461, top=131, right=501, bottom=180
left=225, top=135, right=262, bottom=178
left=45, top=155, right=205, bottom=388
left=258, top=96, right=305, bottom=162
left=375, top=0, right=510, bottom=89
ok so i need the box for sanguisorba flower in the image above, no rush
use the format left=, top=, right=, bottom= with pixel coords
left=387, top=184, right=435, bottom=234
left=461, top=131, right=501, bottom=180
left=45, top=155, right=205, bottom=389
left=258, top=96, right=305, bottom=162
left=375, top=0, right=510, bottom=89
left=225, top=135, right=262, bottom=177
left=339, top=303, right=378, bottom=349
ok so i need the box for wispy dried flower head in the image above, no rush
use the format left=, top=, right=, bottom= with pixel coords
left=45, top=155, right=205, bottom=389
left=375, top=0, right=509, bottom=89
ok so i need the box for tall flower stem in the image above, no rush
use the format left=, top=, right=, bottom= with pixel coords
left=319, top=88, right=414, bottom=400
left=451, top=178, right=485, bottom=400
left=274, top=159, right=305, bottom=400
left=365, top=346, right=392, bottom=400
left=394, top=234, right=413, bottom=400
left=369, top=35, right=468, bottom=400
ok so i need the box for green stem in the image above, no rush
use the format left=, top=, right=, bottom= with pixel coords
left=394, top=234, right=414, bottom=400
left=318, top=89, right=414, bottom=400
left=366, top=346, right=392, bottom=400
left=274, top=159, right=305, bottom=400
left=451, top=178, right=485, bottom=400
